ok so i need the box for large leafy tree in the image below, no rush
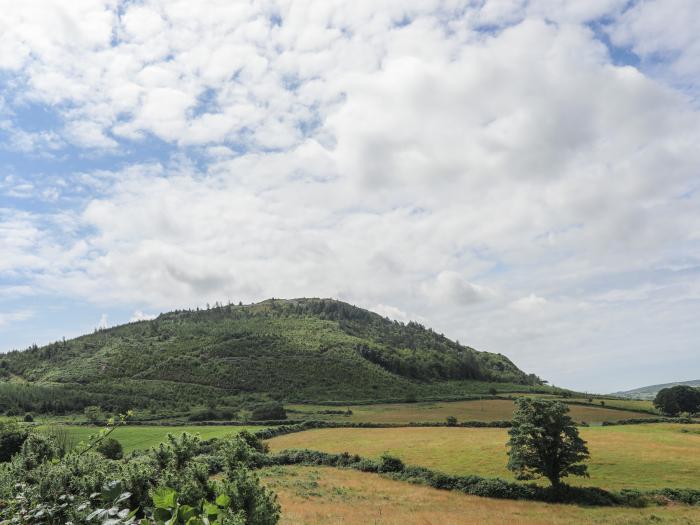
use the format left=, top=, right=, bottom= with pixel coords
left=507, top=398, right=590, bottom=488
left=654, top=385, right=700, bottom=416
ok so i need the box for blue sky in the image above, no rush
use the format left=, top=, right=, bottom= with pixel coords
left=1, top=0, right=699, bottom=393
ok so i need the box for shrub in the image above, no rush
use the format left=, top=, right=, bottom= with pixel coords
left=446, top=416, right=457, bottom=426
left=250, top=403, right=287, bottom=421
left=378, top=453, right=404, bottom=473
left=17, top=432, right=60, bottom=471
left=84, top=405, right=103, bottom=423
left=96, top=437, right=124, bottom=460
left=23, top=413, right=34, bottom=422
left=0, top=421, right=30, bottom=462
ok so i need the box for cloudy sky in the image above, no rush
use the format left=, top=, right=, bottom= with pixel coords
left=1, top=0, right=699, bottom=393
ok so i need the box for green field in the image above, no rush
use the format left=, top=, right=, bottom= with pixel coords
left=268, top=423, right=700, bottom=491
left=40, top=425, right=268, bottom=453
left=260, top=465, right=700, bottom=525
left=510, top=394, right=658, bottom=413
left=287, top=399, right=658, bottom=424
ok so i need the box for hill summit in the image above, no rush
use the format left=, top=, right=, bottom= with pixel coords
left=0, top=298, right=543, bottom=414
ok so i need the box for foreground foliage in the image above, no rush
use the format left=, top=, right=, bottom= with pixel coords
left=0, top=421, right=279, bottom=525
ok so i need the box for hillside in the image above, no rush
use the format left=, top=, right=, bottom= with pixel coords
left=0, top=298, right=544, bottom=415
left=614, top=379, right=700, bottom=400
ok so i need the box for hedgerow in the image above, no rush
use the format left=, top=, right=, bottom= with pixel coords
left=259, top=448, right=700, bottom=508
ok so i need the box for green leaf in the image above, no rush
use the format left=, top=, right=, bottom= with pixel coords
left=178, top=504, right=197, bottom=521
left=202, top=501, right=220, bottom=516
left=214, top=494, right=231, bottom=508
left=151, top=487, right=178, bottom=510
left=154, top=507, right=172, bottom=522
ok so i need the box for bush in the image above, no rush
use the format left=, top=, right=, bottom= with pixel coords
left=23, top=413, right=34, bottom=422
left=96, top=437, right=124, bottom=459
left=378, top=453, right=404, bottom=473
left=0, top=421, right=30, bottom=462
left=446, top=416, right=457, bottom=426
left=250, top=403, right=287, bottom=421
left=17, top=432, right=60, bottom=471
left=84, top=405, right=103, bottom=423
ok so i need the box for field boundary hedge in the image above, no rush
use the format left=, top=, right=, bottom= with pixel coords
left=260, top=448, right=700, bottom=508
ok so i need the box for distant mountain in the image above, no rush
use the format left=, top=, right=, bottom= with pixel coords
left=614, top=380, right=700, bottom=400
left=0, top=298, right=545, bottom=415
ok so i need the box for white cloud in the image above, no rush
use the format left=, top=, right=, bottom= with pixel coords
left=610, top=0, right=700, bottom=93
left=97, top=313, right=109, bottom=329
left=509, top=294, right=548, bottom=313
left=0, top=310, right=34, bottom=328
left=130, top=310, right=156, bottom=322
left=422, top=272, right=496, bottom=306
left=0, top=1, right=699, bottom=391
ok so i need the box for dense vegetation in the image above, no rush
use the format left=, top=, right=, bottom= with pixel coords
left=0, top=299, right=543, bottom=416
left=653, top=385, right=700, bottom=416
left=0, top=419, right=280, bottom=524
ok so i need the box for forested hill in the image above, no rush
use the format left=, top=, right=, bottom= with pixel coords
left=0, top=298, right=543, bottom=414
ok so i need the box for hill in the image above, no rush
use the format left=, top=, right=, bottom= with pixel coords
left=0, top=298, right=545, bottom=416
left=613, top=379, right=700, bottom=400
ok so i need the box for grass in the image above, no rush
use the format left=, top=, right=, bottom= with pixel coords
left=286, top=399, right=658, bottom=424
left=39, top=425, right=268, bottom=453
left=259, top=465, right=700, bottom=524
left=267, top=423, right=700, bottom=491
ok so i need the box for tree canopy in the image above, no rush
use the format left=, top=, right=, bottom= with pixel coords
left=507, top=398, right=590, bottom=488
left=654, top=385, right=700, bottom=416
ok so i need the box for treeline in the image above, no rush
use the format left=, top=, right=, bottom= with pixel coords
left=0, top=381, right=270, bottom=417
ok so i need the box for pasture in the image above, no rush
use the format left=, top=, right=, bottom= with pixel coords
left=260, top=465, right=700, bottom=525
left=287, top=399, right=657, bottom=424
left=267, top=423, right=700, bottom=491
left=39, top=424, right=267, bottom=453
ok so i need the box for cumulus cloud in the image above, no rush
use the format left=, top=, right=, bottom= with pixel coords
left=509, top=294, right=548, bottom=313
left=130, top=310, right=156, bottom=322
left=0, top=1, right=699, bottom=391
left=610, top=0, right=700, bottom=93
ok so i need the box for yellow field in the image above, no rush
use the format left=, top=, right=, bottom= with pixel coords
left=268, top=424, right=700, bottom=491
left=260, top=465, right=700, bottom=525
left=287, top=399, right=656, bottom=424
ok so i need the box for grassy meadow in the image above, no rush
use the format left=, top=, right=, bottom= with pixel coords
left=260, top=465, right=700, bottom=525
left=39, top=424, right=268, bottom=453
left=287, top=399, right=658, bottom=424
left=267, top=423, right=700, bottom=491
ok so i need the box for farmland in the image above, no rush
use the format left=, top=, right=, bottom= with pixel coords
left=39, top=424, right=268, bottom=453
left=260, top=465, right=700, bottom=525
left=267, top=423, right=700, bottom=491
left=287, top=398, right=658, bottom=424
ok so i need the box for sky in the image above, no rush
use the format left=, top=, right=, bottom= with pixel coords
left=0, top=0, right=699, bottom=394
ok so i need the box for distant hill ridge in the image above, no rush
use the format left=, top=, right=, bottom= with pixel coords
left=0, top=298, right=545, bottom=413
left=614, top=379, right=700, bottom=400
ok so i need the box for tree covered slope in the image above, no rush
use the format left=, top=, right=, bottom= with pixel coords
left=0, top=298, right=543, bottom=414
